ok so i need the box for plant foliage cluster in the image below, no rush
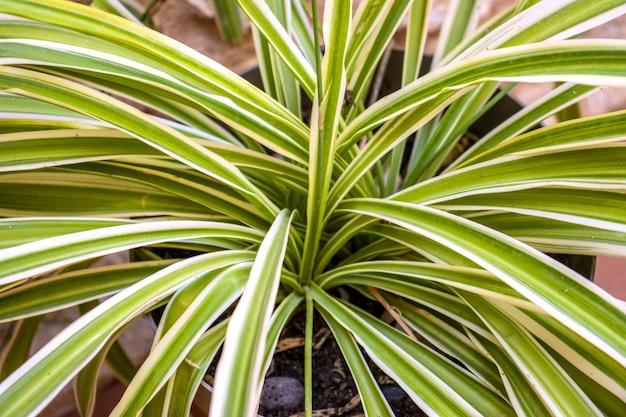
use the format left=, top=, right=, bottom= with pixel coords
left=0, top=0, right=626, bottom=416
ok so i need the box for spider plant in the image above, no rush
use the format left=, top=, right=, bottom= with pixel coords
left=0, top=0, right=626, bottom=416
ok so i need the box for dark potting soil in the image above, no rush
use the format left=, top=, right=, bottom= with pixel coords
left=256, top=308, right=427, bottom=417
left=201, top=287, right=426, bottom=417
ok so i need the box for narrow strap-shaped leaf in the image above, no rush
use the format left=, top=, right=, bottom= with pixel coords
left=312, top=285, right=515, bottom=416
left=390, top=296, right=504, bottom=394
left=212, top=0, right=245, bottom=43
left=402, top=0, right=431, bottom=85
left=0, top=91, right=92, bottom=119
left=0, top=129, right=158, bottom=172
left=539, top=343, right=626, bottom=416
left=300, top=0, right=351, bottom=283
left=472, top=212, right=626, bottom=258
left=396, top=146, right=626, bottom=206
left=461, top=108, right=626, bottom=167
left=0, top=65, right=279, bottom=218
left=0, top=128, right=307, bottom=194
left=316, top=260, right=534, bottom=311
left=235, top=0, right=315, bottom=96
left=364, top=223, right=480, bottom=268
left=338, top=41, right=626, bottom=147
left=259, top=292, right=304, bottom=386
left=382, top=0, right=432, bottom=196
left=0, top=38, right=308, bottom=159
left=320, top=309, right=395, bottom=417
left=338, top=199, right=626, bottom=368
left=460, top=292, right=602, bottom=416
left=407, top=82, right=499, bottom=183
left=373, top=283, right=492, bottom=340
left=448, top=0, right=626, bottom=63
left=58, top=162, right=268, bottom=228
left=344, top=0, right=413, bottom=120
left=0, top=316, right=42, bottom=381
left=0, top=260, right=172, bottom=322
left=0, top=0, right=306, bottom=136
left=162, top=320, right=228, bottom=417
left=0, top=250, right=254, bottom=417
left=0, top=217, right=130, bottom=248
left=328, top=88, right=466, bottom=216
left=437, top=188, right=626, bottom=233
left=252, top=0, right=302, bottom=117
left=110, top=263, right=251, bottom=416
left=504, top=306, right=626, bottom=402
left=90, top=0, right=143, bottom=24
left=432, top=0, right=479, bottom=66
left=0, top=220, right=261, bottom=286
left=210, top=209, right=292, bottom=417
left=0, top=170, right=213, bottom=219
left=469, top=331, right=553, bottom=417
left=74, top=300, right=137, bottom=417
left=447, top=83, right=598, bottom=171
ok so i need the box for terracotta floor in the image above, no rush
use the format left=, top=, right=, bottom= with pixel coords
left=594, top=256, right=626, bottom=300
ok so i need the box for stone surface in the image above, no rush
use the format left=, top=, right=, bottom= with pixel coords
left=260, top=376, right=305, bottom=412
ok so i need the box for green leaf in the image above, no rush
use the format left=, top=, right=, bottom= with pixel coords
left=0, top=170, right=212, bottom=219
left=212, top=0, right=245, bottom=43
left=259, top=292, right=304, bottom=384
left=312, top=285, right=514, bottom=416
left=320, top=310, right=394, bottom=417
left=472, top=212, right=626, bottom=258
left=469, top=332, right=553, bottom=417
left=345, top=0, right=413, bottom=119
left=162, top=320, right=228, bottom=417
left=74, top=301, right=136, bottom=417
left=455, top=108, right=626, bottom=169
left=0, top=260, right=173, bottom=322
left=339, top=199, right=626, bottom=368
left=0, top=129, right=157, bottom=172
left=210, top=210, right=292, bottom=416
left=460, top=292, right=601, bottom=416
left=396, top=146, right=626, bottom=206
left=0, top=0, right=307, bottom=143
left=235, top=0, right=315, bottom=96
left=438, top=188, right=626, bottom=235
left=300, top=0, right=352, bottom=283
left=110, top=263, right=251, bottom=416
left=0, top=217, right=130, bottom=248
left=91, top=0, right=144, bottom=24
left=447, top=83, right=598, bottom=171
left=506, top=306, right=626, bottom=403
left=0, top=220, right=261, bottom=286
left=432, top=0, right=479, bottom=65
left=339, top=41, right=626, bottom=147
left=401, top=0, right=432, bottom=85
left=0, top=65, right=279, bottom=218
left=317, top=260, right=534, bottom=311
left=390, top=296, right=504, bottom=393
left=0, top=316, right=42, bottom=381
left=0, top=250, right=254, bottom=417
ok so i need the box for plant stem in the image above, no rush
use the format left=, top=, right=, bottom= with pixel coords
left=304, top=288, right=314, bottom=417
